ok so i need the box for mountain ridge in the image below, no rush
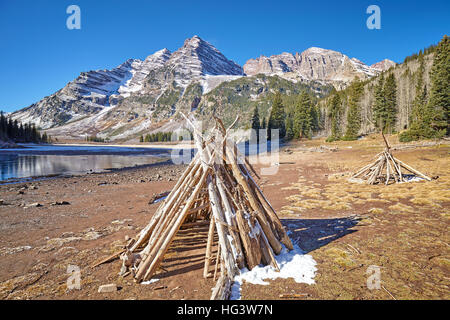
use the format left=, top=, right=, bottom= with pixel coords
left=11, top=35, right=393, bottom=140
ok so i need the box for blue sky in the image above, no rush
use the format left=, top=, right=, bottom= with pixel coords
left=0, top=0, right=448, bottom=113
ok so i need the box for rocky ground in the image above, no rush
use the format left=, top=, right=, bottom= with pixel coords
left=0, top=135, right=448, bottom=300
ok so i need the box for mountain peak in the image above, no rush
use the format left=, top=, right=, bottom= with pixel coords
left=370, top=59, right=396, bottom=71
left=169, top=36, right=243, bottom=80
left=244, top=46, right=382, bottom=85
left=155, top=48, right=171, bottom=55
left=183, top=35, right=204, bottom=47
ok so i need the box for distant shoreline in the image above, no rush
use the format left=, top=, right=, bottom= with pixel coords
left=52, top=142, right=195, bottom=150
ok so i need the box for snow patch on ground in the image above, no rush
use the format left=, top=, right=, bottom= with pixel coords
left=141, top=279, right=160, bottom=285
left=230, top=245, right=317, bottom=300
left=399, top=175, right=425, bottom=183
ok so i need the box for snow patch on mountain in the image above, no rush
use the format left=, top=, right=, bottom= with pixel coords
left=201, top=75, right=244, bottom=94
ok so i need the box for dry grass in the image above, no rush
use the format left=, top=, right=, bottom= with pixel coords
left=368, top=208, right=384, bottom=214
left=281, top=139, right=449, bottom=299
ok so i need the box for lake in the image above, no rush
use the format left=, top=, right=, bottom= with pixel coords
left=0, top=141, right=280, bottom=183
left=0, top=144, right=188, bottom=182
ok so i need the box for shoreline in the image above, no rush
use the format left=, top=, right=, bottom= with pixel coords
left=0, top=157, right=179, bottom=185
left=52, top=142, right=195, bottom=150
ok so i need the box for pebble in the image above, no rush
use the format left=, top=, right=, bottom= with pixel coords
left=50, top=201, right=70, bottom=206
left=98, top=283, right=117, bottom=293
left=25, top=202, right=42, bottom=208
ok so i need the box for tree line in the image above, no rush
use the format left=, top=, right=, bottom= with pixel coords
left=400, top=35, right=449, bottom=142
left=251, top=91, right=320, bottom=142
left=139, top=131, right=193, bottom=143
left=323, top=35, right=448, bottom=143
left=0, top=112, right=50, bottom=143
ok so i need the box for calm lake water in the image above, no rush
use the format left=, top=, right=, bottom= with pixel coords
left=0, top=144, right=182, bottom=182
left=0, top=141, right=279, bottom=182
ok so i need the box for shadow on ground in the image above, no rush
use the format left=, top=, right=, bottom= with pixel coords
left=156, top=225, right=211, bottom=279
left=155, top=216, right=360, bottom=279
left=282, top=216, right=361, bottom=253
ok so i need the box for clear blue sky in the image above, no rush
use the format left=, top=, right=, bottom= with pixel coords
left=1, top=0, right=448, bottom=113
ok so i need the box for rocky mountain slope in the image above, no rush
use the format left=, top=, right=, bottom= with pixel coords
left=12, top=36, right=244, bottom=133
left=244, top=47, right=395, bottom=89
left=11, top=36, right=393, bottom=141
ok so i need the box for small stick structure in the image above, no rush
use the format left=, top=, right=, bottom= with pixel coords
left=113, top=114, right=293, bottom=300
left=350, top=132, right=432, bottom=185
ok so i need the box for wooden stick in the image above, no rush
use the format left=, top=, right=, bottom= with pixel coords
left=91, top=249, right=126, bottom=268
left=247, top=171, right=293, bottom=250
left=129, top=155, right=201, bottom=252
left=393, top=157, right=432, bottom=181
left=385, top=155, right=391, bottom=185
left=235, top=210, right=262, bottom=269
left=136, top=166, right=210, bottom=281
left=204, top=217, right=215, bottom=278
left=210, top=273, right=233, bottom=300
left=214, top=244, right=221, bottom=281
left=381, top=131, right=391, bottom=150
left=225, top=144, right=282, bottom=255
left=215, top=172, right=245, bottom=269
left=180, top=220, right=210, bottom=229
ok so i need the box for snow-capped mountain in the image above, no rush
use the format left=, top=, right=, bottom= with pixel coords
left=12, top=58, right=142, bottom=129
left=118, top=48, right=172, bottom=98
left=11, top=36, right=392, bottom=140
left=12, top=36, right=244, bottom=130
left=244, top=47, right=384, bottom=88
left=165, top=36, right=243, bottom=87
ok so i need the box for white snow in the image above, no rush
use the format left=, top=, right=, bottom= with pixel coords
left=230, top=245, right=317, bottom=300
left=200, top=75, right=244, bottom=94
left=399, top=176, right=425, bottom=183
left=141, top=279, right=160, bottom=285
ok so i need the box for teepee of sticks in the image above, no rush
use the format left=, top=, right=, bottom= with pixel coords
left=350, top=132, right=431, bottom=185
left=114, top=114, right=293, bottom=300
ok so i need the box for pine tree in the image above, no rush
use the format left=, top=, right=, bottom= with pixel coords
left=400, top=35, right=449, bottom=141
left=400, top=56, right=431, bottom=141
left=344, top=79, right=364, bottom=140
left=427, top=34, right=449, bottom=136
left=372, top=72, right=397, bottom=133
left=293, top=91, right=313, bottom=139
left=139, top=135, right=144, bottom=143
left=285, top=114, right=294, bottom=141
left=373, top=73, right=385, bottom=130
left=384, top=73, right=397, bottom=133
left=261, top=117, right=267, bottom=129
left=268, top=92, right=286, bottom=139
left=251, top=106, right=260, bottom=143
left=251, top=106, right=260, bottom=131
left=327, top=92, right=342, bottom=142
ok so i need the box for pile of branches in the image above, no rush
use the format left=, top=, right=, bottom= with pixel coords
left=115, top=114, right=293, bottom=299
left=350, top=132, right=432, bottom=184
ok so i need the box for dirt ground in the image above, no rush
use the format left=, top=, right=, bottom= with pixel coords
left=0, top=135, right=448, bottom=300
